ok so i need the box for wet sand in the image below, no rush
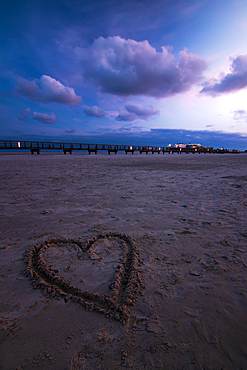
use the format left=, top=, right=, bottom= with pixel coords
left=0, top=152, right=247, bottom=369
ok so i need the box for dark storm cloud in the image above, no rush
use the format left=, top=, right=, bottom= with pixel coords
left=83, top=106, right=106, bottom=118
left=82, top=36, right=207, bottom=98
left=200, top=55, right=247, bottom=96
left=14, top=75, right=82, bottom=105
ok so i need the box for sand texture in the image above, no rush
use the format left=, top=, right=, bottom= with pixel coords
left=0, top=152, right=247, bottom=369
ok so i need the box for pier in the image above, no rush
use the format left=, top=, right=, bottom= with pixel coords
left=0, top=140, right=242, bottom=155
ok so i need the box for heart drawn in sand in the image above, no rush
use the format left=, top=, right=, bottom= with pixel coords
left=25, top=233, right=141, bottom=322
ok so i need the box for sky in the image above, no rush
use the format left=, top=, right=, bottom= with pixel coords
left=1, top=0, right=247, bottom=149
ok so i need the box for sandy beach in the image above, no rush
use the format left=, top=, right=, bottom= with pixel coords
left=0, top=152, right=247, bottom=370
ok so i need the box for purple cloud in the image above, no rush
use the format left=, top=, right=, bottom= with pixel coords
left=116, top=112, right=137, bottom=121
left=15, top=75, right=82, bottom=105
left=125, top=103, right=159, bottom=118
left=82, top=36, right=207, bottom=98
left=65, top=129, right=76, bottom=133
left=233, top=110, right=247, bottom=121
left=116, top=102, right=159, bottom=121
left=200, top=54, right=247, bottom=96
left=32, top=111, right=57, bottom=124
left=83, top=106, right=106, bottom=118
left=17, top=108, right=31, bottom=121
left=116, top=125, right=147, bottom=133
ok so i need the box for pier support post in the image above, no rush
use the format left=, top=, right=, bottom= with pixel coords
left=30, top=148, right=40, bottom=155
left=63, top=149, right=72, bottom=155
